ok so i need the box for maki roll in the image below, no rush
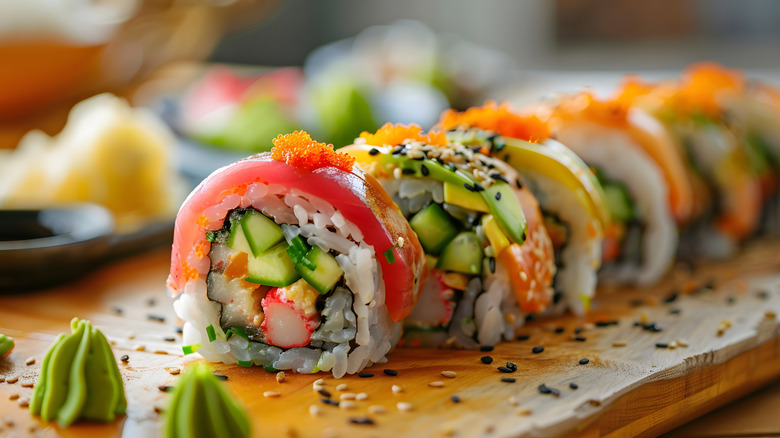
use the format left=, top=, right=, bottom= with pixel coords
left=343, top=124, right=556, bottom=348
left=540, top=86, right=683, bottom=285
left=167, top=131, right=426, bottom=377
left=438, top=103, right=610, bottom=315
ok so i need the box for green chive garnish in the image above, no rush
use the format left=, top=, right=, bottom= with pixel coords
left=383, top=247, right=396, bottom=264
left=182, top=343, right=201, bottom=355
left=263, top=365, right=279, bottom=373
left=206, top=231, right=216, bottom=242
left=225, top=327, right=249, bottom=341
left=237, top=360, right=253, bottom=367
left=206, top=324, right=217, bottom=342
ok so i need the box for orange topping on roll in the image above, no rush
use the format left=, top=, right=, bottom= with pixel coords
left=360, top=123, right=447, bottom=147
left=439, top=101, right=550, bottom=143
left=271, top=131, right=354, bottom=172
left=663, top=62, right=745, bottom=119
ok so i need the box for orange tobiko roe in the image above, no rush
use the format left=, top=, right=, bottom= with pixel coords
left=271, top=131, right=355, bottom=172
left=553, top=78, right=656, bottom=129
left=438, top=101, right=550, bottom=143
left=662, top=62, right=745, bottom=119
left=360, top=122, right=448, bottom=147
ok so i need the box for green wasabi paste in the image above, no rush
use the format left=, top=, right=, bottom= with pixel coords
left=0, top=334, right=13, bottom=357
left=30, top=318, right=126, bottom=427
left=164, top=364, right=251, bottom=438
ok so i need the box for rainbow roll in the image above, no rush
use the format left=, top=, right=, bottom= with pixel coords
left=167, top=131, right=425, bottom=377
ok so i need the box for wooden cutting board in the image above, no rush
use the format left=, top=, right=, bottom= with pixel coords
left=2, top=240, right=780, bottom=438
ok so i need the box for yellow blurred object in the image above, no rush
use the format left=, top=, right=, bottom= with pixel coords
left=0, top=94, right=185, bottom=233
left=481, top=214, right=510, bottom=255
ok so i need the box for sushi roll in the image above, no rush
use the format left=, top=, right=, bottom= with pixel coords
left=167, top=131, right=426, bottom=377
left=438, top=102, right=610, bottom=315
left=538, top=85, right=684, bottom=285
left=343, top=124, right=556, bottom=348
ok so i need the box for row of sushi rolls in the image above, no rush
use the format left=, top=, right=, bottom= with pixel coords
left=9, top=61, right=780, bottom=433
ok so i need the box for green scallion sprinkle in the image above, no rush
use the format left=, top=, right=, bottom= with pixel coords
left=182, top=343, right=201, bottom=355
left=206, top=324, right=217, bottom=342
left=205, top=231, right=216, bottom=242
left=263, top=364, right=279, bottom=373
left=383, top=247, right=396, bottom=264
left=300, top=254, right=317, bottom=270
left=237, top=360, right=253, bottom=367
left=225, top=327, right=249, bottom=341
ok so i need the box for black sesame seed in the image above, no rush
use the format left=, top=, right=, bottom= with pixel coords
left=402, top=168, right=416, bottom=175
left=349, top=417, right=375, bottom=425
left=726, top=297, right=735, bottom=304
left=525, top=314, right=536, bottom=322
left=532, top=346, right=544, bottom=354
left=480, top=356, right=494, bottom=364
left=358, top=372, right=374, bottom=378
left=497, top=366, right=514, bottom=373
left=450, top=395, right=460, bottom=403
left=655, top=343, right=669, bottom=349
left=555, top=327, right=564, bottom=334
left=112, top=307, right=123, bottom=315
left=515, top=179, right=523, bottom=189
left=147, top=298, right=156, bottom=306
left=553, top=292, right=563, bottom=304
left=574, top=327, right=583, bottom=334
left=479, top=345, right=494, bottom=352
left=669, top=308, right=682, bottom=315
left=579, top=358, right=590, bottom=365
left=120, top=355, right=129, bottom=362
left=495, top=192, right=502, bottom=201
left=420, top=164, right=429, bottom=176
left=321, top=398, right=340, bottom=406
left=550, top=387, right=560, bottom=396
left=569, top=383, right=579, bottom=390
left=318, top=389, right=332, bottom=398
left=595, top=320, right=619, bottom=327
left=538, top=384, right=551, bottom=394
left=212, top=373, right=228, bottom=381
left=473, top=183, right=485, bottom=192
left=516, top=335, right=530, bottom=341
left=506, top=362, right=517, bottom=371
left=491, top=173, right=509, bottom=184
left=643, top=323, right=663, bottom=333
left=369, top=148, right=380, bottom=156
left=147, top=314, right=165, bottom=323
left=664, top=292, right=678, bottom=304
left=158, top=385, right=173, bottom=392
left=489, top=257, right=496, bottom=273
left=573, top=336, right=587, bottom=342
left=383, top=369, right=398, bottom=376
left=176, top=327, right=183, bottom=334
left=163, top=337, right=176, bottom=342
left=501, top=378, right=516, bottom=383
left=757, top=290, right=770, bottom=300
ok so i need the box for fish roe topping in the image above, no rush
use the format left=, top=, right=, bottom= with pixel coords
left=662, top=62, right=745, bottom=119
left=439, top=101, right=550, bottom=143
left=271, top=131, right=355, bottom=172
left=359, top=123, right=448, bottom=147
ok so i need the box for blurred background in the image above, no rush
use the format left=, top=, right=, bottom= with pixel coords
left=2, top=0, right=780, bottom=232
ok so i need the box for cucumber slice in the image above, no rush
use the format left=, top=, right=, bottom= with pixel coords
left=241, top=210, right=284, bottom=256
left=409, top=203, right=459, bottom=255
left=227, top=219, right=252, bottom=255
left=295, top=247, right=343, bottom=294
left=436, top=231, right=484, bottom=275
left=245, top=242, right=300, bottom=287
left=603, top=183, right=635, bottom=222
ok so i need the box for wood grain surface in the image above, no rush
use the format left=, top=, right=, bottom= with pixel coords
left=2, top=239, right=780, bottom=437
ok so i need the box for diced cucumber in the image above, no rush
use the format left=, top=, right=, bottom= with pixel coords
left=241, top=210, right=284, bottom=256
left=227, top=219, right=253, bottom=255
left=603, top=183, right=635, bottom=222
left=295, top=246, right=343, bottom=294
left=245, top=241, right=300, bottom=287
left=436, top=231, right=484, bottom=275
left=409, top=203, right=459, bottom=255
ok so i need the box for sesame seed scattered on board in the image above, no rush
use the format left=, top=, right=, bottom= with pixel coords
left=133, top=345, right=146, bottom=352
left=479, top=345, right=494, bottom=352
left=166, top=367, right=181, bottom=375
left=569, top=383, right=579, bottom=390
left=313, top=384, right=325, bottom=392
left=6, top=376, right=18, bottom=384
left=501, top=378, right=516, bottom=383
left=579, top=358, right=589, bottom=365
left=766, top=311, right=777, bottom=319
left=532, top=346, right=544, bottom=354
left=480, top=356, right=494, bottom=364
left=368, top=405, right=385, bottom=414
left=441, top=371, right=457, bottom=378
left=120, top=355, right=129, bottom=362
left=392, top=385, right=403, bottom=394
left=348, top=417, right=374, bottom=425
left=396, top=402, right=413, bottom=412
left=677, top=339, right=689, bottom=348
left=358, top=372, right=374, bottom=378
left=263, top=391, right=280, bottom=398
left=321, top=398, right=339, bottom=406
left=8, top=394, right=19, bottom=401
left=612, top=340, right=627, bottom=347
left=339, top=400, right=356, bottom=409
left=19, top=381, right=33, bottom=388
left=383, top=369, right=399, bottom=376
left=17, top=398, right=29, bottom=408
left=356, top=393, right=368, bottom=401
left=314, top=378, right=325, bottom=386
left=340, top=393, right=356, bottom=401
left=309, top=405, right=320, bottom=417
left=516, top=408, right=533, bottom=416
left=154, top=350, right=168, bottom=355
left=276, top=371, right=286, bottom=383
left=508, top=396, right=519, bottom=406
left=318, top=389, right=331, bottom=398
left=24, top=357, right=35, bottom=366
left=336, top=383, right=348, bottom=391
left=429, top=381, right=444, bottom=388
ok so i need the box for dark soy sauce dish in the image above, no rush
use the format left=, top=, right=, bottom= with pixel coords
left=0, top=204, right=173, bottom=291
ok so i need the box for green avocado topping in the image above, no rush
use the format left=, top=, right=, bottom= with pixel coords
left=164, top=363, right=251, bottom=438
left=0, top=334, right=13, bottom=357
left=30, top=318, right=127, bottom=427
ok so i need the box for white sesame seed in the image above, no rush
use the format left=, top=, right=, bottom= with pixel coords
left=336, top=383, right=348, bottom=391
left=19, top=381, right=33, bottom=388
left=8, top=394, right=19, bottom=401
left=766, top=311, right=777, bottom=319
left=25, top=357, right=35, bottom=366
left=516, top=408, right=532, bottom=416
left=441, top=371, right=457, bottom=378
left=339, top=393, right=356, bottom=401
left=392, top=384, right=403, bottom=394
left=5, top=376, right=18, bottom=384
left=166, top=367, right=181, bottom=375
left=314, top=378, right=325, bottom=386
left=429, top=381, right=445, bottom=388
left=133, top=345, right=146, bottom=352
left=17, top=398, right=29, bottom=408
left=323, top=428, right=338, bottom=438
left=276, top=371, right=286, bottom=383
left=309, top=405, right=320, bottom=417
left=355, top=392, right=368, bottom=401
left=154, top=350, right=168, bottom=355
left=263, top=391, right=280, bottom=398
left=677, top=339, right=689, bottom=347
left=339, top=400, right=356, bottom=409
left=508, top=396, right=519, bottom=406
left=312, top=384, right=324, bottom=392
left=397, top=402, right=413, bottom=412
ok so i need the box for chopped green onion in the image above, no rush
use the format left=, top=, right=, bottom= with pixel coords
left=263, top=364, right=279, bottom=373
left=206, top=231, right=216, bottom=242
left=383, top=247, right=396, bottom=264
left=299, top=253, right=317, bottom=271
left=182, top=343, right=201, bottom=355
left=291, top=235, right=310, bottom=254
left=206, top=324, right=217, bottom=342
left=237, top=360, right=253, bottom=367
left=286, top=245, right=304, bottom=263
left=225, top=327, right=249, bottom=341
